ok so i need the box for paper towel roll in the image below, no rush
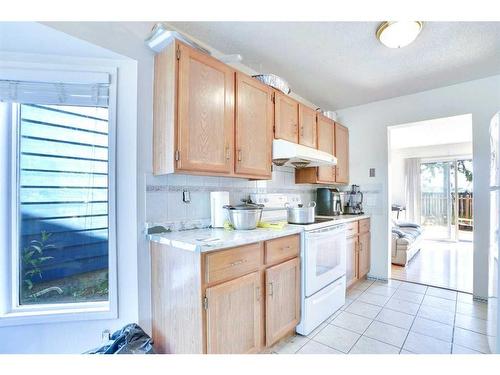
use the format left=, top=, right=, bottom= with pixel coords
left=210, top=191, right=229, bottom=228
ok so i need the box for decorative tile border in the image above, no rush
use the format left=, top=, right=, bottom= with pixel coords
left=145, top=218, right=212, bottom=234
left=146, top=184, right=317, bottom=195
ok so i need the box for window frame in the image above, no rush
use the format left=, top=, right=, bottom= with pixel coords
left=0, top=65, right=118, bottom=327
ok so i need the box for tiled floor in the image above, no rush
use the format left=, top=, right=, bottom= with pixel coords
left=270, top=279, right=496, bottom=354
left=391, top=239, right=473, bottom=293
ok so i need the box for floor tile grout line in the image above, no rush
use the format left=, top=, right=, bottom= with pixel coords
left=399, top=291, right=423, bottom=353
left=288, top=280, right=488, bottom=354
left=450, top=292, right=459, bottom=353
left=348, top=280, right=409, bottom=353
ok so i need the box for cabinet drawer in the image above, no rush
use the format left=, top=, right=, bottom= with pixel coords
left=359, top=218, right=370, bottom=234
left=265, top=235, right=300, bottom=265
left=205, top=242, right=262, bottom=285
left=345, top=221, right=359, bottom=237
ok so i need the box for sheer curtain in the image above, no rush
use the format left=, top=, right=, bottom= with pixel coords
left=404, top=158, right=421, bottom=224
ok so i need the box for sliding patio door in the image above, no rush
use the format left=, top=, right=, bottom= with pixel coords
left=420, top=159, right=473, bottom=241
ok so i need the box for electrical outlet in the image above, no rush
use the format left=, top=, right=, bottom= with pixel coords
left=101, top=329, right=111, bottom=343
left=183, top=190, right=191, bottom=203
left=369, top=168, right=376, bottom=177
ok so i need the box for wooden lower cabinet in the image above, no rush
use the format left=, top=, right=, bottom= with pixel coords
left=265, top=258, right=300, bottom=346
left=346, top=218, right=371, bottom=287
left=151, top=234, right=301, bottom=354
left=358, top=231, right=371, bottom=279
left=345, top=236, right=358, bottom=288
left=205, top=272, right=262, bottom=354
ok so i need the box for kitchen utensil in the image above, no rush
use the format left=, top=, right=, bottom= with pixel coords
left=223, top=201, right=264, bottom=230
left=344, top=185, right=364, bottom=214
left=285, top=201, right=316, bottom=224
left=210, top=191, right=230, bottom=228
left=322, top=110, right=337, bottom=121
left=145, top=23, right=211, bottom=55
left=252, top=74, right=291, bottom=94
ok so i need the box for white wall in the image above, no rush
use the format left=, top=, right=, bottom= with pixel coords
left=337, top=75, right=500, bottom=298
left=0, top=25, right=139, bottom=353
left=391, top=142, right=473, bottom=210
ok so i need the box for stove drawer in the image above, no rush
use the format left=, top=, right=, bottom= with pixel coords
left=265, top=234, right=300, bottom=265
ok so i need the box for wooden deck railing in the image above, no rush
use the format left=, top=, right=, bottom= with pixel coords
left=421, top=192, right=473, bottom=229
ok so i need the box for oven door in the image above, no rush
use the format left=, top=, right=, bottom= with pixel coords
left=304, top=225, right=346, bottom=297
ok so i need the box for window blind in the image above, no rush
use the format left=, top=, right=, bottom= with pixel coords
left=0, top=68, right=110, bottom=107
left=0, top=80, right=109, bottom=107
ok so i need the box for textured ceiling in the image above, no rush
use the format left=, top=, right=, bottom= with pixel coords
left=390, top=114, right=472, bottom=149
left=170, top=22, right=500, bottom=110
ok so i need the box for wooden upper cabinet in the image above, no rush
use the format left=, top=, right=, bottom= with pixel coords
left=274, top=92, right=299, bottom=143
left=235, top=73, right=273, bottom=178
left=265, top=257, right=300, bottom=346
left=316, top=115, right=336, bottom=183
left=334, top=122, right=349, bottom=184
left=176, top=43, right=235, bottom=174
left=205, top=271, right=262, bottom=354
left=298, top=104, right=317, bottom=148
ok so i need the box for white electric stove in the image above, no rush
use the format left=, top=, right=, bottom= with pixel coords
left=249, top=193, right=347, bottom=336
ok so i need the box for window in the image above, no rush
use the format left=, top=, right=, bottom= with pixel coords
left=0, top=67, right=116, bottom=320
left=15, top=103, right=110, bottom=305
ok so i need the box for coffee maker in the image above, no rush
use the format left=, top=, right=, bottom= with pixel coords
left=344, top=185, right=364, bottom=215
left=316, top=188, right=343, bottom=216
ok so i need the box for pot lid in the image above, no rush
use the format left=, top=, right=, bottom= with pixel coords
left=223, top=200, right=264, bottom=210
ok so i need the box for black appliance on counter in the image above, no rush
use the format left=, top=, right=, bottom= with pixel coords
left=316, top=188, right=343, bottom=216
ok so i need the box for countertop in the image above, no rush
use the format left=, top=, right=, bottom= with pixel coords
left=315, top=214, right=371, bottom=224
left=148, top=214, right=370, bottom=253
left=148, top=225, right=303, bottom=253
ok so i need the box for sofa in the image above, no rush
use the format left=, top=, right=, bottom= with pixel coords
left=391, top=220, right=424, bottom=266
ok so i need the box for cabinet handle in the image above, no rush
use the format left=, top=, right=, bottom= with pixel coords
left=294, top=124, right=298, bottom=134
left=237, top=149, right=242, bottom=162
left=268, top=282, right=274, bottom=297
left=359, top=242, right=363, bottom=253
left=300, top=125, right=304, bottom=137
left=230, top=259, right=246, bottom=267
left=256, top=286, right=261, bottom=302
left=281, top=245, right=292, bottom=251
left=225, top=145, right=230, bottom=160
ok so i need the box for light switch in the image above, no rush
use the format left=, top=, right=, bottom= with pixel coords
left=369, top=168, right=376, bottom=177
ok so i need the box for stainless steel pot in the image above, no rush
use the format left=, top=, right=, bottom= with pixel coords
left=223, top=202, right=264, bottom=230
left=286, top=201, right=316, bottom=224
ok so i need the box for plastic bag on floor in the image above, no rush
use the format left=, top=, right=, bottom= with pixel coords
left=86, top=323, right=155, bottom=354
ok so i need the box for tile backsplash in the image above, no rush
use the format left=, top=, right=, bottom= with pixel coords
left=145, top=166, right=318, bottom=231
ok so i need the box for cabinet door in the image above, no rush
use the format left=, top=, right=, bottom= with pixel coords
left=298, top=104, right=317, bottom=148
left=274, top=92, right=299, bottom=143
left=177, top=43, right=235, bottom=174
left=235, top=73, right=273, bottom=178
left=334, top=123, right=349, bottom=184
left=205, top=271, right=262, bottom=354
left=265, top=258, right=300, bottom=346
left=317, top=115, right=335, bottom=183
left=358, top=232, right=371, bottom=279
left=346, top=236, right=358, bottom=288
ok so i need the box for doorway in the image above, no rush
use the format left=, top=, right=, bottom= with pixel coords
left=388, top=114, right=473, bottom=293
left=420, top=158, right=474, bottom=242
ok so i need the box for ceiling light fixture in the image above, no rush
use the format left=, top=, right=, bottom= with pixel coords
left=376, top=21, right=423, bottom=48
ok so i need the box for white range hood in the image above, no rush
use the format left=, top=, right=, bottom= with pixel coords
left=272, top=139, right=337, bottom=168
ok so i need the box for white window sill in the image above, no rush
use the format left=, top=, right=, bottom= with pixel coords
left=0, top=302, right=117, bottom=327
